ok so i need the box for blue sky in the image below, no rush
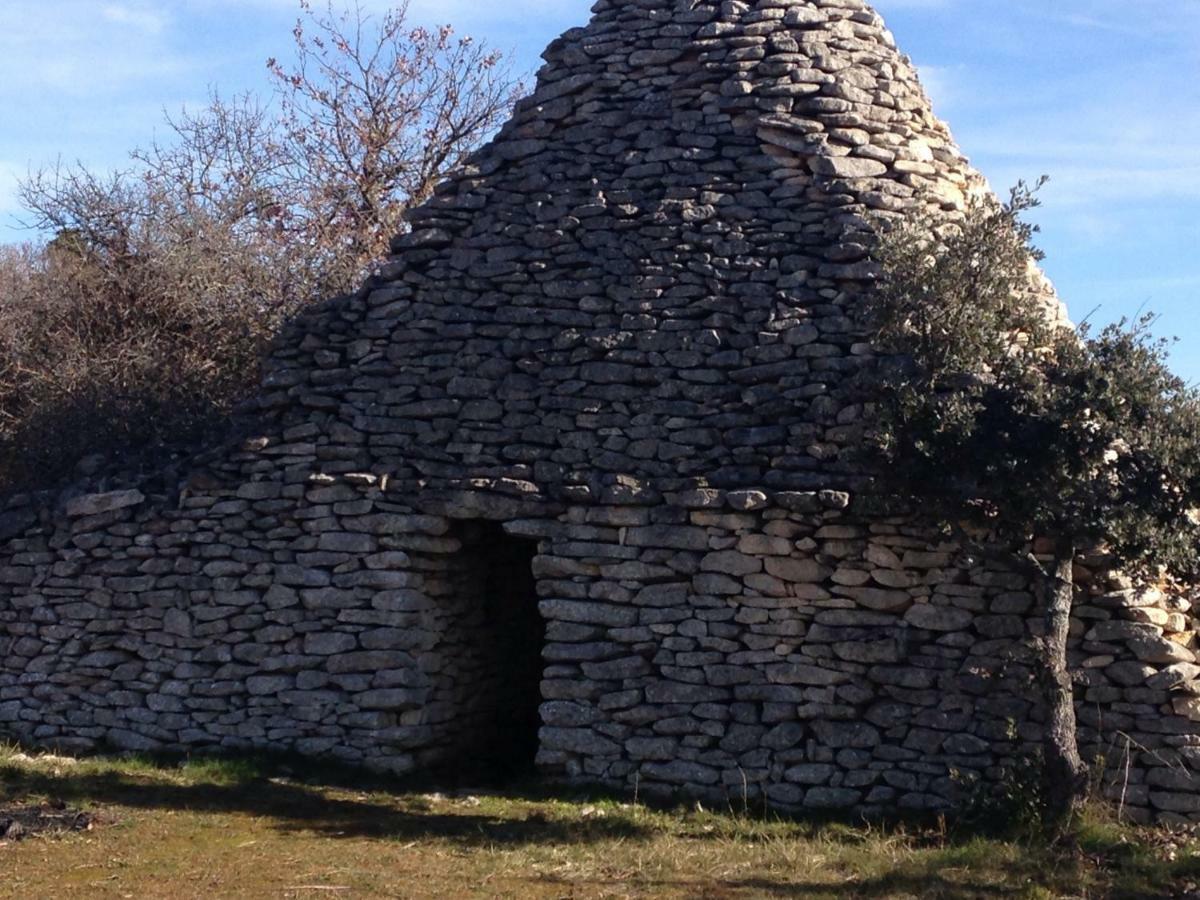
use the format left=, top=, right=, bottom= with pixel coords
left=1, top=0, right=1197, bottom=382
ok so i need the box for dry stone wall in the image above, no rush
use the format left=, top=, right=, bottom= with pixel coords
left=4, top=476, right=1200, bottom=823
left=2, top=0, right=1199, bottom=825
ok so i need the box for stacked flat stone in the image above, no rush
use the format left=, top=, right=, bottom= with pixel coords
left=0, top=0, right=1196, bottom=823
left=263, top=0, right=999, bottom=495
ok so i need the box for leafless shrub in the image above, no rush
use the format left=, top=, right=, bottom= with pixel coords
left=0, top=1, right=522, bottom=492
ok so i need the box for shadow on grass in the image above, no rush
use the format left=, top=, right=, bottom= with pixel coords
left=761, top=865, right=1198, bottom=900
left=526, top=846, right=1200, bottom=900
left=0, top=759, right=648, bottom=847
left=0, top=748, right=899, bottom=847
left=4, top=752, right=1199, bottom=899
left=530, top=873, right=1028, bottom=900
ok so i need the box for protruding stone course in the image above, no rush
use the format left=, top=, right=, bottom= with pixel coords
left=0, top=0, right=1196, bottom=824
left=63, top=490, right=145, bottom=518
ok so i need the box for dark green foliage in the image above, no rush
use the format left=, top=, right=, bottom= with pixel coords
left=866, top=182, right=1200, bottom=582
left=866, top=182, right=1200, bottom=830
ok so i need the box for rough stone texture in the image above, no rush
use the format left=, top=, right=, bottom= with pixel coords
left=1, top=0, right=1196, bottom=824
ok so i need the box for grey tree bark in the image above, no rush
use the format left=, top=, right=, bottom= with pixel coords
left=1040, top=541, right=1088, bottom=830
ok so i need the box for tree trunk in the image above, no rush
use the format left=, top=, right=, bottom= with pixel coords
left=1041, top=540, right=1088, bottom=831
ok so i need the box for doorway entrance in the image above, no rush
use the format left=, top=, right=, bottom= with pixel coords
left=442, top=520, right=543, bottom=782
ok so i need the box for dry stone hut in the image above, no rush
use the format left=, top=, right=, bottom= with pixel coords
left=3, top=0, right=1200, bottom=823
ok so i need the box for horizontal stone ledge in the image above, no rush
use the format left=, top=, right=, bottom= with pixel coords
left=65, top=490, right=146, bottom=518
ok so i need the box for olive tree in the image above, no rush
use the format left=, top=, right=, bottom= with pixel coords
left=866, top=183, right=1200, bottom=829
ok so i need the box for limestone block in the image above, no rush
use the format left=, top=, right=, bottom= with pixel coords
left=1147, top=663, right=1200, bottom=690
left=905, top=603, right=972, bottom=632
left=785, top=763, right=836, bottom=786
left=540, top=727, right=620, bottom=757
left=625, top=525, right=709, bottom=551
left=65, top=490, right=145, bottom=518
left=303, top=633, right=358, bottom=655
left=1129, top=635, right=1195, bottom=666
left=701, top=551, right=763, bottom=576
left=765, top=663, right=847, bottom=687
left=355, top=689, right=424, bottom=711
left=642, top=760, right=720, bottom=785
left=765, top=557, right=831, bottom=583
left=837, top=586, right=913, bottom=612
left=540, top=599, right=637, bottom=628
left=1106, top=661, right=1159, bottom=685
left=1149, top=791, right=1200, bottom=813
left=1086, top=621, right=1163, bottom=643
left=813, top=720, right=881, bottom=749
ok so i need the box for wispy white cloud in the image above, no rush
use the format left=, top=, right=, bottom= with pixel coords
left=190, top=0, right=584, bottom=20
left=953, top=80, right=1200, bottom=254
left=0, top=2, right=196, bottom=96
left=0, top=162, right=20, bottom=210
left=910, top=62, right=966, bottom=114
left=0, top=160, right=29, bottom=236
left=875, top=0, right=955, bottom=10
left=1049, top=12, right=1136, bottom=34
left=876, top=0, right=1199, bottom=375
left=1099, top=274, right=1200, bottom=293
left=101, top=3, right=170, bottom=35
left=1036, top=0, right=1200, bottom=41
left=0, top=0, right=1195, bottom=342
left=405, top=0, right=583, bottom=19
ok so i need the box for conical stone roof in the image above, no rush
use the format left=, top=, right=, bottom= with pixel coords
left=263, top=0, right=1000, bottom=502
left=7, top=1, right=1199, bottom=826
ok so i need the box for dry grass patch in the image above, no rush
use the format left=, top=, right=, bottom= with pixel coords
left=1, top=746, right=1198, bottom=898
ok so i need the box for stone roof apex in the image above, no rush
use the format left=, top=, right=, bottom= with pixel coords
left=579, top=0, right=890, bottom=28
left=260, top=0, right=1062, bottom=496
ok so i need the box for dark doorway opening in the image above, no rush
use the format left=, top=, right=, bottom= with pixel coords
left=445, top=520, right=543, bottom=784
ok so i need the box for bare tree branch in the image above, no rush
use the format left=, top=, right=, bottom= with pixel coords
left=0, top=1, right=525, bottom=492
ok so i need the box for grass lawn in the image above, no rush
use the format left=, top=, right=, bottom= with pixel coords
left=2, top=747, right=1199, bottom=899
